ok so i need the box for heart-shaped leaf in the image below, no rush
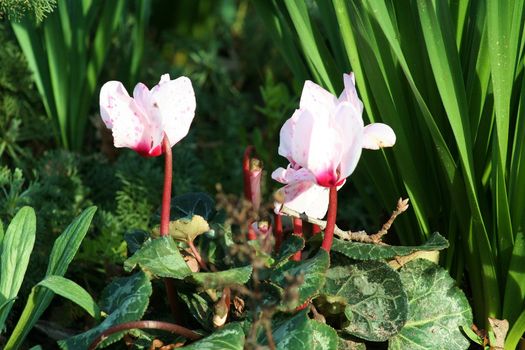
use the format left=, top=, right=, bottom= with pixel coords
left=124, top=236, right=191, bottom=279
left=273, top=235, right=305, bottom=267
left=270, top=250, right=330, bottom=310
left=320, top=261, right=408, bottom=341
left=259, top=310, right=313, bottom=349
left=58, top=271, right=152, bottom=349
left=310, top=320, right=338, bottom=350
left=189, top=265, right=253, bottom=289
left=388, top=259, right=472, bottom=350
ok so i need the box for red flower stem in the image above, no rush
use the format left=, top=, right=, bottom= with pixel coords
left=321, top=186, right=338, bottom=252
left=312, top=224, right=321, bottom=235
left=292, top=218, right=303, bottom=261
left=274, top=213, right=283, bottom=252
left=188, top=239, right=209, bottom=271
left=160, top=136, right=180, bottom=321
left=247, top=224, right=257, bottom=240
left=88, top=320, right=201, bottom=350
left=160, top=136, right=172, bottom=236
left=243, top=145, right=254, bottom=202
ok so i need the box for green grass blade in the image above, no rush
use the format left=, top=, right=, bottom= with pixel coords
left=503, top=232, right=525, bottom=324
left=0, top=207, right=36, bottom=330
left=506, top=307, right=525, bottom=350
left=5, top=207, right=96, bottom=350
left=283, top=0, right=339, bottom=92
left=37, top=276, right=100, bottom=319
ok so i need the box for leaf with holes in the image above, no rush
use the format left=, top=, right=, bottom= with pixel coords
left=270, top=250, right=330, bottom=310
left=58, top=271, right=152, bottom=349
left=332, top=232, right=448, bottom=260
left=388, top=259, right=472, bottom=350
left=319, top=261, right=407, bottom=341
left=124, top=236, right=191, bottom=279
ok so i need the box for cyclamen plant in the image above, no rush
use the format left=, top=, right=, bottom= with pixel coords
left=53, top=73, right=473, bottom=350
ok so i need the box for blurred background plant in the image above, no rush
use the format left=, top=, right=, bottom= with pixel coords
left=253, top=0, right=525, bottom=344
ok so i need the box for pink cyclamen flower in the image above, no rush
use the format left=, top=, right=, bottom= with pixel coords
left=272, top=73, right=395, bottom=219
left=100, top=74, right=196, bottom=157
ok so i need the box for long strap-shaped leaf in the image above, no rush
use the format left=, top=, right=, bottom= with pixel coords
left=0, top=207, right=36, bottom=330
left=5, top=207, right=97, bottom=350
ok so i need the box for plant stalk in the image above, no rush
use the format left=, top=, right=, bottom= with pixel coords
left=292, top=218, right=303, bottom=261
left=160, top=136, right=180, bottom=320
left=321, top=186, right=337, bottom=252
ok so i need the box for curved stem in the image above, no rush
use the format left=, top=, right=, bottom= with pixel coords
left=321, top=186, right=337, bottom=252
left=88, top=320, right=202, bottom=350
left=160, top=136, right=172, bottom=236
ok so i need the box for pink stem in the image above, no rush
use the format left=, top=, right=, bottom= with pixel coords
left=321, top=186, right=338, bottom=252
left=188, top=240, right=208, bottom=271
left=312, top=224, right=321, bottom=235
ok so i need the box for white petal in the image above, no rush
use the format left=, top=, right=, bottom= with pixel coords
left=338, top=73, right=363, bottom=114
left=299, top=80, right=337, bottom=120
left=363, top=123, right=396, bottom=150
left=281, top=182, right=330, bottom=219
left=100, top=81, right=147, bottom=150
left=333, top=102, right=364, bottom=179
left=292, top=109, right=342, bottom=186
left=150, top=76, right=196, bottom=147
left=278, top=109, right=301, bottom=161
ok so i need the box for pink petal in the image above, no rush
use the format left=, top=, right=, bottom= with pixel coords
left=292, top=110, right=342, bottom=186
left=338, top=73, right=364, bottom=114
left=363, top=123, right=396, bottom=150
left=150, top=75, right=196, bottom=147
left=100, top=81, right=149, bottom=151
left=271, top=166, right=316, bottom=184
left=299, top=80, right=337, bottom=121
left=280, top=182, right=330, bottom=219
left=133, top=83, right=164, bottom=151
left=333, top=102, right=364, bottom=179
left=277, top=109, right=301, bottom=162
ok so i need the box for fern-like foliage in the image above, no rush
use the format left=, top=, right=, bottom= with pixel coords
left=0, top=0, right=56, bottom=22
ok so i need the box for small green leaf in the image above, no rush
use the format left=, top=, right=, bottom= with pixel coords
left=178, top=291, right=214, bottom=330
left=181, top=322, right=245, bottom=350
left=58, top=271, right=152, bottom=349
left=332, top=232, right=448, bottom=260
left=189, top=265, right=252, bottom=289
left=170, top=192, right=216, bottom=221
left=337, top=336, right=366, bottom=350
left=271, top=250, right=330, bottom=310
left=37, top=276, right=99, bottom=319
left=124, top=236, right=191, bottom=279
left=310, top=320, right=338, bottom=350
left=274, top=234, right=305, bottom=267
left=319, top=261, right=407, bottom=341
left=388, top=259, right=472, bottom=350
